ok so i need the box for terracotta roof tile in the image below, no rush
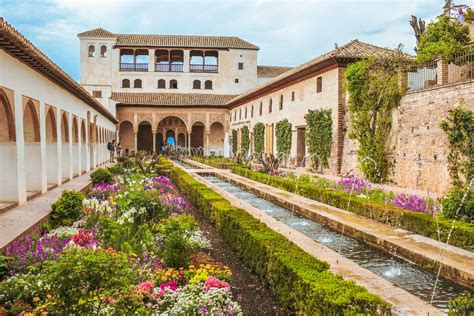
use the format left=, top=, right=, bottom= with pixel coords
left=228, top=40, right=408, bottom=106
left=0, top=18, right=117, bottom=123
left=77, top=28, right=116, bottom=38
left=77, top=28, right=258, bottom=50
left=111, top=92, right=237, bottom=107
left=257, top=65, right=293, bottom=77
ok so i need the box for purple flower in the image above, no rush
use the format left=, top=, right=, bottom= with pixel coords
left=337, top=175, right=371, bottom=194
left=391, top=193, right=440, bottom=215
left=198, top=305, right=208, bottom=314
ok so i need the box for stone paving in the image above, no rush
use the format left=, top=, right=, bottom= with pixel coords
left=183, top=159, right=474, bottom=289
left=176, top=161, right=445, bottom=315
left=0, top=171, right=94, bottom=251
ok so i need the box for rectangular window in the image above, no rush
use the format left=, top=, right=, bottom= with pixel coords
left=251, top=105, right=254, bottom=118
left=259, top=102, right=263, bottom=116
left=291, top=91, right=295, bottom=101
left=279, top=95, right=283, bottom=110
left=316, top=76, right=322, bottom=93
left=245, top=107, right=247, bottom=119
left=92, top=90, right=102, bottom=98
left=239, top=109, right=242, bottom=120
left=234, top=111, right=237, bottom=121
left=235, top=78, right=239, bottom=83
left=238, top=62, right=244, bottom=70
left=269, top=99, right=272, bottom=113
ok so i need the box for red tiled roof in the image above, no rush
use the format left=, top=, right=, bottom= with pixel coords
left=111, top=92, right=237, bottom=107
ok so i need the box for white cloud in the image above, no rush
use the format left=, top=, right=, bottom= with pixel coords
left=0, top=0, right=442, bottom=79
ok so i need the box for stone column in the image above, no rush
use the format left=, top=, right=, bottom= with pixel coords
left=183, top=50, right=190, bottom=73
left=14, top=93, right=27, bottom=203
left=148, top=49, right=155, bottom=72
left=187, top=131, right=191, bottom=153
left=437, top=59, right=449, bottom=86
left=78, top=120, right=82, bottom=176
left=67, top=113, right=73, bottom=180
left=152, top=131, right=156, bottom=152
left=205, top=131, right=210, bottom=156
left=134, top=131, right=138, bottom=153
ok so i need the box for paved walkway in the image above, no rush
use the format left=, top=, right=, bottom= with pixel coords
left=0, top=170, right=94, bottom=251
left=182, top=159, right=474, bottom=289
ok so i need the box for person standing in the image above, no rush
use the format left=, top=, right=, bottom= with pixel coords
left=108, top=139, right=116, bottom=163
left=116, top=142, right=122, bottom=158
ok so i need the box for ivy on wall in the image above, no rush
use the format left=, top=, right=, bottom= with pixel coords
left=232, top=129, right=238, bottom=154
left=275, top=119, right=292, bottom=156
left=305, top=109, right=332, bottom=169
left=253, top=123, right=265, bottom=155
left=241, top=125, right=250, bottom=153
left=440, top=103, right=473, bottom=186
left=345, top=55, right=404, bottom=183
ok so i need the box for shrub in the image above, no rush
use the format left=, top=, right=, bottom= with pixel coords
left=442, top=188, right=474, bottom=223
left=231, top=129, right=238, bottom=154
left=107, top=164, right=124, bottom=175
left=119, top=189, right=168, bottom=223
left=275, top=119, right=292, bottom=156
left=0, top=273, right=46, bottom=313
left=305, top=109, right=332, bottom=169
left=166, top=161, right=391, bottom=314
left=241, top=125, right=250, bottom=153
left=253, top=122, right=265, bottom=155
left=50, top=190, right=84, bottom=228
left=90, top=168, right=113, bottom=185
left=156, top=214, right=200, bottom=268
left=40, top=247, right=142, bottom=314
left=448, top=291, right=474, bottom=315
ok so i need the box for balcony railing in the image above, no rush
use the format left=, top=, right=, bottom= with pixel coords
left=190, top=64, right=218, bottom=73
left=155, top=63, right=184, bottom=72
left=120, top=63, right=149, bottom=72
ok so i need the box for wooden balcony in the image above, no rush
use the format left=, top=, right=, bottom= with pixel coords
left=120, top=63, right=149, bottom=72
left=190, top=64, right=218, bottom=73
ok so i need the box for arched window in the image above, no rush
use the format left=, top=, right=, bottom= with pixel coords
left=88, top=45, right=95, bottom=57
left=193, top=80, right=201, bottom=89
left=158, top=79, right=166, bottom=89
left=204, top=80, right=213, bottom=90
left=170, top=79, right=178, bottom=89
left=134, top=79, right=142, bottom=88
left=100, top=45, right=107, bottom=57
left=122, top=79, right=130, bottom=88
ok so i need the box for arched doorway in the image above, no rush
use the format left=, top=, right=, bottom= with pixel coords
left=23, top=100, right=42, bottom=192
left=137, top=121, right=153, bottom=152
left=119, top=121, right=134, bottom=156
left=165, top=130, right=176, bottom=147
left=45, top=107, right=58, bottom=186
left=191, top=122, right=204, bottom=148
left=0, top=89, right=18, bottom=201
left=72, top=117, right=79, bottom=177
left=61, top=112, right=70, bottom=181
left=81, top=120, right=87, bottom=172
left=209, top=122, right=224, bottom=156
left=177, top=133, right=186, bottom=147
left=156, top=116, right=187, bottom=151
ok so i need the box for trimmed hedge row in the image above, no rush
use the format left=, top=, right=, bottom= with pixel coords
left=232, top=166, right=474, bottom=251
left=188, top=156, right=237, bottom=169
left=158, top=160, right=391, bottom=314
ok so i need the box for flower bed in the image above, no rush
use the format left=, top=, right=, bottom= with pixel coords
left=231, top=166, right=474, bottom=251
left=0, top=158, right=242, bottom=315
left=158, top=159, right=391, bottom=314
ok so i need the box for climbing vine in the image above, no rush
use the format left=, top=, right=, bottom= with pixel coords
left=253, top=123, right=265, bottom=155
left=241, top=125, right=250, bottom=153
left=305, top=109, right=332, bottom=169
left=275, top=119, right=292, bottom=156
left=232, top=129, right=238, bottom=154
left=440, top=103, right=473, bottom=186
left=345, top=55, right=405, bottom=183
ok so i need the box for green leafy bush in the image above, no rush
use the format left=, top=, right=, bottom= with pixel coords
left=232, top=166, right=474, bottom=251
left=275, top=119, right=292, bottom=156
left=40, top=247, right=143, bottom=314
left=107, top=164, right=124, bottom=175
left=305, top=109, right=332, bottom=169
left=448, top=291, right=474, bottom=315
left=166, top=161, right=391, bottom=314
left=442, top=188, right=473, bottom=223
left=90, top=168, right=113, bottom=185
left=156, top=214, right=199, bottom=268
left=241, top=125, right=250, bottom=153
left=0, top=273, right=45, bottom=313
left=118, top=189, right=167, bottom=223
left=232, top=129, right=238, bottom=154
left=253, top=122, right=265, bottom=155
left=50, top=190, right=84, bottom=228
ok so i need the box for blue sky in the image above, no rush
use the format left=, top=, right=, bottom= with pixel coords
left=0, top=0, right=442, bottom=81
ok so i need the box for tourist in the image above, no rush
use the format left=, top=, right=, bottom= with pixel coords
left=107, top=140, right=116, bottom=163
left=116, top=142, right=122, bottom=158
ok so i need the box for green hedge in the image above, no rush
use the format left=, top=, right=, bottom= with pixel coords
left=232, top=166, right=474, bottom=251
left=188, top=156, right=237, bottom=169
left=162, top=160, right=391, bottom=314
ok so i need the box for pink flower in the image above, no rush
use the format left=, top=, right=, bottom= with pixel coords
left=137, top=281, right=155, bottom=294
left=204, top=276, right=230, bottom=291
left=158, top=280, right=178, bottom=295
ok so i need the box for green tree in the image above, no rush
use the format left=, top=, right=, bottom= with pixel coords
left=417, top=15, right=470, bottom=63
left=275, top=119, right=292, bottom=156
left=305, top=109, right=332, bottom=169
left=232, top=129, right=238, bottom=154
left=253, top=123, right=265, bottom=155
left=345, top=55, right=404, bottom=182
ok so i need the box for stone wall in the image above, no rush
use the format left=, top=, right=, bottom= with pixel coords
left=390, top=81, right=474, bottom=194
